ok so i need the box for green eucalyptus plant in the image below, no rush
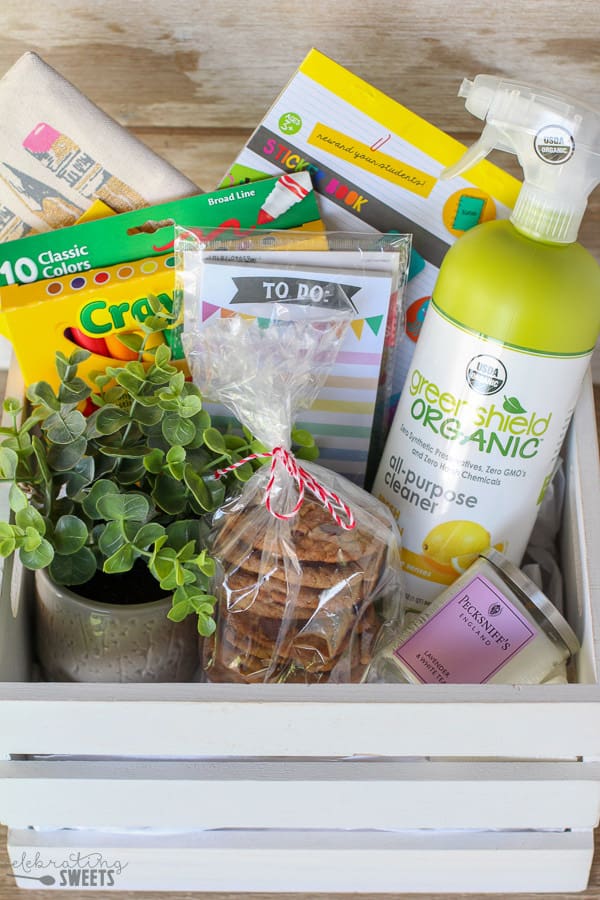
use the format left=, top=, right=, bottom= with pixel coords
left=0, top=303, right=317, bottom=637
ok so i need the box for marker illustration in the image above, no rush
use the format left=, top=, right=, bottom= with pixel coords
left=256, top=172, right=311, bottom=224
left=0, top=162, right=83, bottom=228
left=23, top=122, right=146, bottom=212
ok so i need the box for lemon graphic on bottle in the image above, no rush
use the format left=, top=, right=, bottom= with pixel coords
left=421, top=520, right=503, bottom=576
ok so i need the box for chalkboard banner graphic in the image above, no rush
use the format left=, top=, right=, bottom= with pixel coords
left=229, top=277, right=360, bottom=312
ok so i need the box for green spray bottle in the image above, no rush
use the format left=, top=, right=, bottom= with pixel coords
left=373, top=76, right=600, bottom=610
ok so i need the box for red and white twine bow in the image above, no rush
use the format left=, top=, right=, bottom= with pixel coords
left=215, top=446, right=356, bottom=530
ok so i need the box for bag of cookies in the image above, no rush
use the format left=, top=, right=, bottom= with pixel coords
left=178, top=235, right=406, bottom=683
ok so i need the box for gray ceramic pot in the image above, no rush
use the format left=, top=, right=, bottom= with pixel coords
left=34, top=568, right=199, bottom=683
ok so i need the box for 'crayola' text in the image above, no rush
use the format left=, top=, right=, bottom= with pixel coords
left=79, top=292, right=173, bottom=335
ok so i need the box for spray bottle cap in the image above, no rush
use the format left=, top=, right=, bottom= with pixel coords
left=442, top=75, right=600, bottom=243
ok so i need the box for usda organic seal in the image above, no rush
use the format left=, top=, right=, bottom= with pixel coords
left=465, top=354, right=507, bottom=395
left=534, top=124, right=575, bottom=164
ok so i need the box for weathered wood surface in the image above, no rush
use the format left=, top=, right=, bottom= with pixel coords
left=0, top=3, right=600, bottom=897
left=0, top=823, right=599, bottom=900
left=1, top=0, right=599, bottom=255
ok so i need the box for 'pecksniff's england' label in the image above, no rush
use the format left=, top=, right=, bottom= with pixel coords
left=372, top=302, right=591, bottom=609
left=393, top=574, right=537, bottom=683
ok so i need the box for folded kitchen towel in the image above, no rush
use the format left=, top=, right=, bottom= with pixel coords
left=0, top=51, right=199, bottom=367
left=0, top=51, right=199, bottom=242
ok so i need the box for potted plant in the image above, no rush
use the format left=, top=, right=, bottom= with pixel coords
left=0, top=308, right=268, bottom=683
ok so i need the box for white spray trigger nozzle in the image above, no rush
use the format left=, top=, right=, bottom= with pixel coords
left=441, top=125, right=501, bottom=180
left=441, top=74, right=600, bottom=243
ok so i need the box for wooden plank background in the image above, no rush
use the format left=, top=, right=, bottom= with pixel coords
left=0, top=1, right=600, bottom=897
left=2, top=0, right=600, bottom=377
left=1, top=0, right=600, bottom=257
left=0, top=823, right=599, bottom=900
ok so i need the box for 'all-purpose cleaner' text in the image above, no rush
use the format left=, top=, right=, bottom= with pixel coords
left=382, top=451, right=479, bottom=515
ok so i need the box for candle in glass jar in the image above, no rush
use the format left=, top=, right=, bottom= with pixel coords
left=365, top=549, right=579, bottom=685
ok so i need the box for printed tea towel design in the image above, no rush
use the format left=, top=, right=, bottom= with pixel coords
left=0, top=52, right=198, bottom=242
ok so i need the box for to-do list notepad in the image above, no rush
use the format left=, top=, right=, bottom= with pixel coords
left=192, top=253, right=401, bottom=486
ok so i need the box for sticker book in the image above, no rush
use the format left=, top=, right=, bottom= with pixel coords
left=220, top=49, right=521, bottom=404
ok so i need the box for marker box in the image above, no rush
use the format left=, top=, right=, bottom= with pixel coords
left=0, top=172, right=322, bottom=289
left=0, top=174, right=324, bottom=387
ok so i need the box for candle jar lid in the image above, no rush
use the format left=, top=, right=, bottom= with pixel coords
left=481, top=549, right=580, bottom=658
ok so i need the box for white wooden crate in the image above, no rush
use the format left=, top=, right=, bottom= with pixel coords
left=0, top=372, right=599, bottom=893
